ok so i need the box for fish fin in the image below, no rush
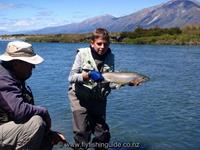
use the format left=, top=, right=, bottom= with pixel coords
left=114, top=83, right=123, bottom=89
left=115, top=84, right=121, bottom=89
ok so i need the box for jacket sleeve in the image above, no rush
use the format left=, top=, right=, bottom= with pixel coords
left=0, top=75, right=48, bottom=123
left=68, top=51, right=84, bottom=83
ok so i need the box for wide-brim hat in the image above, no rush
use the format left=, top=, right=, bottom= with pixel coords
left=0, top=41, right=43, bottom=64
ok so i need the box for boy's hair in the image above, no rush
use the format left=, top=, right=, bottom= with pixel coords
left=91, top=28, right=110, bottom=42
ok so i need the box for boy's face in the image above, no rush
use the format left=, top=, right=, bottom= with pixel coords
left=91, top=37, right=110, bottom=55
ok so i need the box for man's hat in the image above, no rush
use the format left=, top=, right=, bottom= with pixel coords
left=0, top=41, right=43, bottom=64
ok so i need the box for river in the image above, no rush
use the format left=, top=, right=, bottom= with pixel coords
left=0, top=41, right=200, bottom=150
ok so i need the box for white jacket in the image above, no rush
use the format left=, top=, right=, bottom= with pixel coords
left=68, top=47, right=114, bottom=89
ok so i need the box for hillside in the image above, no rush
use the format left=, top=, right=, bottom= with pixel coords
left=20, top=0, right=200, bottom=34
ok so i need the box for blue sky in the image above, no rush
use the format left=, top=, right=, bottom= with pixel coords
left=0, top=0, right=198, bottom=32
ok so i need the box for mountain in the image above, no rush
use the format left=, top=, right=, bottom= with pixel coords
left=135, top=0, right=200, bottom=28
left=20, top=0, right=200, bottom=34
left=25, top=14, right=115, bottom=34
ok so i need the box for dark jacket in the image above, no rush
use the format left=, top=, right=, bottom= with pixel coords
left=0, top=63, right=48, bottom=125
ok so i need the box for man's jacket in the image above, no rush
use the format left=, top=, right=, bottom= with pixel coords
left=0, top=63, right=47, bottom=125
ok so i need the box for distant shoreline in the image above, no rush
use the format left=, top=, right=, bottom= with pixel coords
left=1, top=26, right=200, bottom=45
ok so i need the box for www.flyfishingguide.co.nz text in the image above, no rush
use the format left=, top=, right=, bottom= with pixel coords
left=65, top=142, right=140, bottom=149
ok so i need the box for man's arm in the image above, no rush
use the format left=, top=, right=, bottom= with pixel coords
left=0, top=75, right=51, bottom=128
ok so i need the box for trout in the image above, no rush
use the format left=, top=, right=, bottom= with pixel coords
left=102, top=72, right=150, bottom=86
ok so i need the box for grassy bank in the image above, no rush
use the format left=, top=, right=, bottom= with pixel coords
left=119, top=25, right=200, bottom=45
left=1, top=25, right=200, bottom=45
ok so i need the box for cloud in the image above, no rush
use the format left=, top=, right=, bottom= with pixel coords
left=36, top=10, right=55, bottom=17
left=72, top=11, right=90, bottom=19
left=0, top=18, right=42, bottom=31
left=0, top=3, right=78, bottom=32
left=13, top=20, right=33, bottom=27
left=0, top=2, right=41, bottom=10
left=0, top=17, right=70, bottom=32
left=0, top=3, right=16, bottom=10
left=0, top=2, right=59, bottom=32
left=0, top=26, right=7, bottom=30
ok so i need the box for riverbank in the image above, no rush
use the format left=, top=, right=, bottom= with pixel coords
left=1, top=26, right=200, bottom=45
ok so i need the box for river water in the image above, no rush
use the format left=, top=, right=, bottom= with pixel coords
left=0, top=41, right=200, bottom=150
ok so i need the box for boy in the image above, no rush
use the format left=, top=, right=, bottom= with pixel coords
left=68, top=28, right=114, bottom=150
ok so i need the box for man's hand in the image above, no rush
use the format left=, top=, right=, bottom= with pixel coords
left=50, top=131, right=67, bottom=145
left=88, top=70, right=104, bottom=82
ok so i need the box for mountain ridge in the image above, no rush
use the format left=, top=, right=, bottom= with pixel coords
left=3, top=0, right=200, bottom=35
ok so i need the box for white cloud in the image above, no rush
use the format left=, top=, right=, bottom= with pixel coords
left=0, top=17, right=70, bottom=32
left=0, top=19, right=39, bottom=31
left=46, top=19, right=69, bottom=26
left=36, top=10, right=54, bottom=17
left=0, top=1, right=81, bottom=32
left=0, top=2, right=42, bottom=11
left=13, top=20, right=33, bottom=27
left=0, top=3, right=71, bottom=32
left=0, top=26, right=7, bottom=30
left=0, top=3, right=15, bottom=9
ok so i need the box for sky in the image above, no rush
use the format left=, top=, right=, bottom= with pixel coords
left=0, top=0, right=198, bottom=32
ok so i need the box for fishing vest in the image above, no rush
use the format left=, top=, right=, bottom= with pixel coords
left=78, top=47, right=114, bottom=89
left=73, top=48, right=114, bottom=101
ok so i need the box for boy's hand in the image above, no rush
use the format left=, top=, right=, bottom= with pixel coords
left=82, top=71, right=90, bottom=81
left=88, top=70, right=104, bottom=82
